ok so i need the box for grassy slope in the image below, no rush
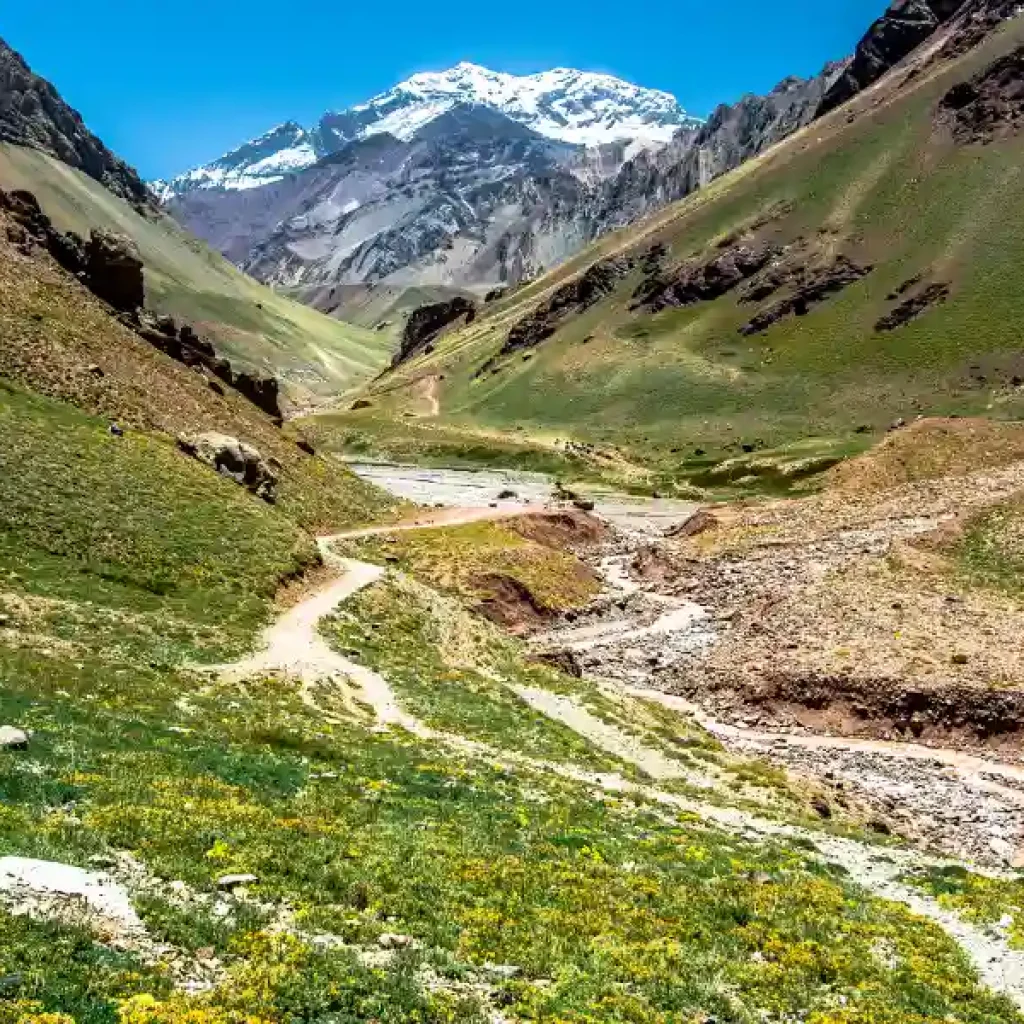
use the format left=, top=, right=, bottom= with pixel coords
left=0, top=144, right=393, bottom=405
left=0, top=414, right=1018, bottom=1019
left=317, top=19, right=1024, bottom=488
left=0, top=210, right=393, bottom=532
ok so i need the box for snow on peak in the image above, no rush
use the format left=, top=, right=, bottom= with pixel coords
left=155, top=63, right=698, bottom=197
left=159, top=122, right=318, bottom=196
left=338, top=62, right=696, bottom=147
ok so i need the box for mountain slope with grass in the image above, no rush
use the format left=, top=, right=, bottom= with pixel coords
left=0, top=35, right=393, bottom=407
left=316, top=8, right=1024, bottom=493
left=0, top=141, right=391, bottom=407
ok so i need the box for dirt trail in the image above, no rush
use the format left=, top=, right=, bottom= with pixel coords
left=420, top=375, right=441, bottom=417
left=204, top=506, right=1024, bottom=1008
left=338, top=503, right=550, bottom=540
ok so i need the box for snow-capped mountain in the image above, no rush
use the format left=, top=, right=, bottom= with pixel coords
left=155, top=63, right=698, bottom=198
left=152, top=122, right=317, bottom=198
left=318, top=63, right=698, bottom=150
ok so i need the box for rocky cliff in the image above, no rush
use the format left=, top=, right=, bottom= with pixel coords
left=0, top=38, right=154, bottom=212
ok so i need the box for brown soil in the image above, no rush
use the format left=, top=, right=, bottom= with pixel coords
left=505, top=510, right=610, bottom=548
left=672, top=669, right=1024, bottom=752
left=646, top=449, right=1024, bottom=753
left=472, top=574, right=553, bottom=633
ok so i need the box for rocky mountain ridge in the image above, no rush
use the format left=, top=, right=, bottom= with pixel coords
left=160, top=0, right=1022, bottom=302
left=0, top=38, right=154, bottom=212
left=155, top=62, right=699, bottom=201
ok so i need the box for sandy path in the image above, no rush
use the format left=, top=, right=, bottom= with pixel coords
left=513, top=685, right=696, bottom=782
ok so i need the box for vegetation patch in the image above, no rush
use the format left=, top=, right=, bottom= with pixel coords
left=904, top=865, right=1024, bottom=948
left=321, top=573, right=618, bottom=766
left=954, top=493, right=1024, bottom=599
left=336, top=519, right=600, bottom=625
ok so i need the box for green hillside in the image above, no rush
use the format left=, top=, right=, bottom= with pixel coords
left=317, top=19, right=1024, bottom=491
left=0, top=144, right=393, bottom=407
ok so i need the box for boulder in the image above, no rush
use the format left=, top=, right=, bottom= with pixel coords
left=231, top=370, right=283, bottom=424
left=0, top=727, right=28, bottom=751
left=86, top=229, right=144, bottom=312
left=177, top=432, right=278, bottom=503
left=216, top=873, right=259, bottom=891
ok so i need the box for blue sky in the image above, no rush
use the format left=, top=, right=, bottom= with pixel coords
left=3, top=1, right=884, bottom=180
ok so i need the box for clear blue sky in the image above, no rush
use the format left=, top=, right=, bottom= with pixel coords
left=3, top=1, right=884, bottom=180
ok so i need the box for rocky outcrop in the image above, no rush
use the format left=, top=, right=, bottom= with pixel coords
left=818, top=1, right=965, bottom=117
left=0, top=187, right=86, bottom=275
left=1, top=187, right=283, bottom=423
left=0, top=38, right=155, bottom=212
left=937, top=46, right=1024, bottom=143
left=394, top=297, right=476, bottom=367
left=176, top=432, right=278, bottom=502
left=739, top=256, right=873, bottom=335
left=876, top=282, right=951, bottom=331
left=86, top=230, right=144, bottom=313
left=2, top=190, right=143, bottom=313
left=134, top=312, right=282, bottom=423
left=632, top=243, right=779, bottom=313
left=595, top=66, right=845, bottom=237
left=497, top=255, right=636, bottom=360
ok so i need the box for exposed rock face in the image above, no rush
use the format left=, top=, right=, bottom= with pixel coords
left=739, top=256, right=873, bottom=335
left=0, top=188, right=86, bottom=276
left=498, top=255, right=636, bottom=360
left=161, top=67, right=841, bottom=299
left=168, top=106, right=596, bottom=295
left=817, top=0, right=966, bottom=117
left=0, top=38, right=154, bottom=212
left=1, top=186, right=284, bottom=423
left=937, top=46, right=1024, bottom=143
left=815, top=0, right=1018, bottom=118
left=134, top=312, right=282, bottom=423
left=394, top=297, right=476, bottom=367
left=594, top=66, right=845, bottom=237
left=876, top=282, right=951, bottom=331
left=632, top=244, right=779, bottom=313
left=86, top=230, right=144, bottom=313
left=1, top=190, right=143, bottom=312
left=177, top=432, right=278, bottom=502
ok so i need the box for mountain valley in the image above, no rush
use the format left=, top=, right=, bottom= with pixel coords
left=6, top=2, right=1024, bottom=1021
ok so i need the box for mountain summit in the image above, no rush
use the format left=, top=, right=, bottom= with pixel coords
left=155, top=63, right=699, bottom=198
left=319, top=63, right=697, bottom=148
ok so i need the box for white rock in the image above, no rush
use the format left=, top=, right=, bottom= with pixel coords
left=377, top=932, right=415, bottom=949
left=216, top=873, right=259, bottom=891
left=0, top=727, right=29, bottom=751
left=0, top=857, right=142, bottom=933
